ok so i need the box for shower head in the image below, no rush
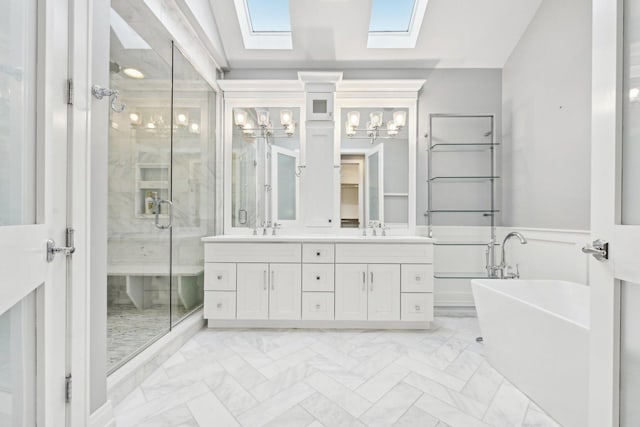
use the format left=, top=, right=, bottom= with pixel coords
left=110, top=61, right=122, bottom=74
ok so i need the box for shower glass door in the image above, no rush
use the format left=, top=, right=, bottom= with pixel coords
left=107, top=4, right=215, bottom=370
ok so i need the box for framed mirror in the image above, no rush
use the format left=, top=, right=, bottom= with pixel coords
left=334, top=100, right=416, bottom=232
left=224, top=100, right=304, bottom=233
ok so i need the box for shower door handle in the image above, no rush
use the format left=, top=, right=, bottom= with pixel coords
left=582, top=239, right=608, bottom=261
left=154, top=199, right=173, bottom=230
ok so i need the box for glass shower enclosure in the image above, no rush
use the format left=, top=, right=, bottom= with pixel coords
left=107, top=6, right=216, bottom=372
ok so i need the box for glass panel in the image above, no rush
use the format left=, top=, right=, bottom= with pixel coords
left=620, top=281, right=640, bottom=426
left=107, top=7, right=172, bottom=371
left=368, top=152, right=380, bottom=221
left=170, top=45, right=215, bottom=326
left=0, top=0, right=37, bottom=226
left=341, top=108, right=409, bottom=226
left=0, top=293, right=36, bottom=426
left=277, top=152, right=296, bottom=220
left=622, top=0, right=640, bottom=224
left=369, top=0, right=415, bottom=32
left=245, top=0, right=291, bottom=32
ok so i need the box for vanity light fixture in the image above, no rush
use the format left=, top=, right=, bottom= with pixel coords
left=346, top=110, right=407, bottom=143
left=235, top=110, right=248, bottom=127
left=189, top=122, right=200, bottom=134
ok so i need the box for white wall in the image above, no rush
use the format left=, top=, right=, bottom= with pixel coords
left=502, top=0, right=592, bottom=230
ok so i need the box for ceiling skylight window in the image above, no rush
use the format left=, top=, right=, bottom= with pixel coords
left=246, top=0, right=291, bottom=32
left=369, top=0, right=415, bottom=32
left=367, top=0, right=429, bottom=49
left=233, top=0, right=293, bottom=49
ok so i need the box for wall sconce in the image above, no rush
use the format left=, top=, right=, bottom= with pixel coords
left=280, top=110, right=293, bottom=126
left=235, top=110, right=247, bottom=127
left=345, top=110, right=407, bottom=143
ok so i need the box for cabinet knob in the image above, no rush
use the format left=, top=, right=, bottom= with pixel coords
left=217, top=275, right=223, bottom=280
left=316, top=251, right=321, bottom=257
left=316, top=276, right=321, bottom=280
left=415, top=275, right=421, bottom=281
left=316, top=304, right=321, bottom=310
left=415, top=305, right=421, bottom=311
left=217, top=302, right=222, bottom=309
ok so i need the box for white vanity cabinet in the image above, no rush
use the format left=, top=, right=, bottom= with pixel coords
left=203, top=236, right=434, bottom=328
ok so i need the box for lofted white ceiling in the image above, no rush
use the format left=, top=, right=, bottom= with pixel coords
left=207, top=0, right=543, bottom=69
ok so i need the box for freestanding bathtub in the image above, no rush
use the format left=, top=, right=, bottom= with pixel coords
left=471, top=279, right=589, bottom=427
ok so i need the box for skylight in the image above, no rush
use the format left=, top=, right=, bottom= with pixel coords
left=367, top=0, right=429, bottom=49
left=233, top=0, right=293, bottom=49
left=245, top=0, right=291, bottom=32
left=110, top=8, right=151, bottom=50
left=369, top=0, right=416, bottom=33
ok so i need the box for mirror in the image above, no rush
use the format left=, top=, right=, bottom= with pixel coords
left=340, top=107, right=409, bottom=228
left=231, top=107, right=300, bottom=230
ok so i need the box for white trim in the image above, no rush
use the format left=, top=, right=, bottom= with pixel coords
left=89, top=401, right=115, bottom=427
left=217, top=79, right=304, bottom=92
left=207, top=319, right=432, bottom=329
left=231, top=0, right=292, bottom=50
left=367, top=0, right=430, bottom=49
left=336, top=79, right=426, bottom=93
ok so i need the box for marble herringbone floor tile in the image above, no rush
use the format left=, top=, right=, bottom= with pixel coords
left=113, top=317, right=561, bottom=427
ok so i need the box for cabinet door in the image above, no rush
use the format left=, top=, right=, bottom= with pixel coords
left=236, top=263, right=269, bottom=319
left=335, top=264, right=368, bottom=320
left=269, top=264, right=302, bottom=320
left=368, top=264, right=400, bottom=321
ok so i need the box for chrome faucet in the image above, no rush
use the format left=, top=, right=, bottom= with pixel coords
left=498, top=231, right=528, bottom=279
left=272, top=222, right=281, bottom=236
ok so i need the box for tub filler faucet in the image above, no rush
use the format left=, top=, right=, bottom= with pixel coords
left=498, top=231, right=528, bottom=279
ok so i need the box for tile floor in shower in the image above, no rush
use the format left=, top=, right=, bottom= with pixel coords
left=113, top=317, right=561, bottom=427
left=107, top=304, right=192, bottom=370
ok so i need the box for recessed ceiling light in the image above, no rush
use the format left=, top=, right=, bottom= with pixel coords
left=123, top=68, right=144, bottom=79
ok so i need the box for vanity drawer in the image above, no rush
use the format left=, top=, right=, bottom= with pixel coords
left=401, top=264, right=434, bottom=293
left=335, top=243, right=433, bottom=264
left=401, top=293, right=433, bottom=321
left=204, top=291, right=236, bottom=319
left=302, top=292, right=334, bottom=320
left=302, top=244, right=335, bottom=263
left=205, top=263, right=236, bottom=291
left=302, top=264, right=334, bottom=291
left=205, top=243, right=301, bottom=263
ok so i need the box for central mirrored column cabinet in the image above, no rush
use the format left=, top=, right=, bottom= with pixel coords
left=204, top=73, right=434, bottom=329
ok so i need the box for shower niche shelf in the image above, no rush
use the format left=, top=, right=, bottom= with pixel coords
left=135, top=163, right=170, bottom=219
left=427, top=114, right=500, bottom=303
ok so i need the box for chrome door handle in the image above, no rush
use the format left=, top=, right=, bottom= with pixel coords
left=370, top=272, right=374, bottom=291
left=155, top=199, right=173, bottom=230
left=582, top=239, right=608, bottom=261
left=362, top=271, right=366, bottom=291
left=263, top=270, right=267, bottom=290
left=271, top=271, right=275, bottom=290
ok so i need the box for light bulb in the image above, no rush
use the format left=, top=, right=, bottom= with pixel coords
left=370, top=111, right=383, bottom=128
left=189, top=122, right=200, bottom=134
left=176, top=113, right=188, bottom=126
left=258, top=111, right=270, bottom=127
left=234, top=110, right=247, bottom=127
left=129, top=113, right=141, bottom=125
left=347, top=111, right=360, bottom=128
left=243, top=120, right=255, bottom=135
left=346, top=121, right=356, bottom=137
left=630, top=88, right=640, bottom=102
left=393, top=111, right=406, bottom=128
left=387, top=121, right=398, bottom=137
left=280, top=110, right=293, bottom=126
left=123, top=68, right=144, bottom=79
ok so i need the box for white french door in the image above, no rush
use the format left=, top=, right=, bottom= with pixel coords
left=0, top=0, right=69, bottom=425
left=590, top=0, right=640, bottom=426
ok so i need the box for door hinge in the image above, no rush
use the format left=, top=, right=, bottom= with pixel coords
left=46, top=228, right=76, bottom=263
left=66, top=79, right=73, bottom=106
left=65, top=374, right=72, bottom=403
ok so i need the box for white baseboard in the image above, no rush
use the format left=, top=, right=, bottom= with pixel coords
left=90, top=400, right=115, bottom=427
left=207, top=319, right=433, bottom=329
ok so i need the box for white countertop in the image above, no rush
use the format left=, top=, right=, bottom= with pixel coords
left=201, top=235, right=435, bottom=244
